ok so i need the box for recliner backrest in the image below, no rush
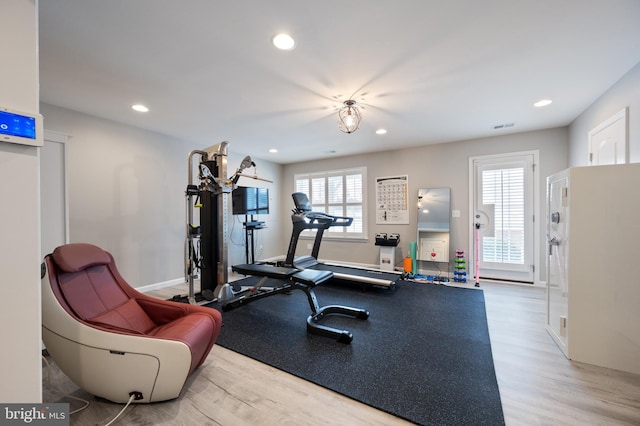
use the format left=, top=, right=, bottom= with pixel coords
left=49, top=243, right=156, bottom=334
left=52, top=242, right=111, bottom=273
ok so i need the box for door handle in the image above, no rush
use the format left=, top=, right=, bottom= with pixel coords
left=547, top=235, right=560, bottom=255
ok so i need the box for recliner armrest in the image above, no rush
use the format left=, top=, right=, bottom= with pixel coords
left=137, top=297, right=192, bottom=325
left=136, top=295, right=222, bottom=330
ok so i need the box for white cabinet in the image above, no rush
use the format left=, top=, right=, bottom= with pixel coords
left=546, top=164, right=640, bottom=375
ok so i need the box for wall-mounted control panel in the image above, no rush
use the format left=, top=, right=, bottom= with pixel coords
left=0, top=107, right=43, bottom=147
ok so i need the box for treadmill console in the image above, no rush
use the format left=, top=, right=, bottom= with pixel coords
left=292, top=192, right=313, bottom=212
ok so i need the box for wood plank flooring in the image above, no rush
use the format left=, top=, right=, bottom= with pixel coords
left=42, top=281, right=640, bottom=425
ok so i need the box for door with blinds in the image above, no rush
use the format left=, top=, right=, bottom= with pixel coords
left=471, top=152, right=535, bottom=283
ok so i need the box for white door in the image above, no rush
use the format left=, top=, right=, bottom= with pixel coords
left=471, top=152, right=536, bottom=283
left=546, top=170, right=569, bottom=351
left=588, top=108, right=627, bottom=166
left=40, top=131, right=69, bottom=256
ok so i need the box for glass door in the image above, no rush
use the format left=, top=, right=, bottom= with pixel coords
left=472, top=153, right=535, bottom=283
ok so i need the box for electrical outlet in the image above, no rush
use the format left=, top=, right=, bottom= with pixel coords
left=452, top=210, right=460, bottom=218
left=129, top=391, right=144, bottom=400
left=560, top=316, right=567, bottom=337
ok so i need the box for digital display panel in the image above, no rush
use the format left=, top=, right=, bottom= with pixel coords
left=232, top=186, right=270, bottom=215
left=0, top=110, right=37, bottom=140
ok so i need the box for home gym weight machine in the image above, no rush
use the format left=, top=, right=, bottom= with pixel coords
left=183, top=141, right=271, bottom=304
left=181, top=142, right=369, bottom=342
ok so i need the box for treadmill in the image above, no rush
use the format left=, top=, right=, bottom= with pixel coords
left=282, top=192, right=399, bottom=289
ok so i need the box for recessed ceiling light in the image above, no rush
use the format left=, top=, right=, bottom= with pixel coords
left=534, top=99, right=552, bottom=107
left=131, top=104, right=149, bottom=112
left=376, top=128, right=387, bottom=135
left=272, top=33, right=295, bottom=50
left=269, top=148, right=278, bottom=153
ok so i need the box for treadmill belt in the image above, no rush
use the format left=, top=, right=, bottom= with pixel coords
left=313, top=263, right=400, bottom=287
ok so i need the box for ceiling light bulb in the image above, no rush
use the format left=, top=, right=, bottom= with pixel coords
left=345, top=113, right=354, bottom=127
left=337, top=100, right=361, bottom=134
left=534, top=99, right=552, bottom=107
left=376, top=128, right=387, bottom=135
left=269, top=148, right=278, bottom=153
left=131, top=104, right=149, bottom=112
left=272, top=34, right=295, bottom=50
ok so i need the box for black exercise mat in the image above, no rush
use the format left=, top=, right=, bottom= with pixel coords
left=207, top=279, right=504, bottom=426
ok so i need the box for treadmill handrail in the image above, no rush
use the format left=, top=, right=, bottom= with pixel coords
left=304, top=211, right=353, bottom=227
left=297, top=213, right=334, bottom=230
left=292, top=192, right=353, bottom=228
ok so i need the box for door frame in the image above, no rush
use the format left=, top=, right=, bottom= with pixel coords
left=468, top=150, right=540, bottom=284
left=41, top=130, right=70, bottom=255
left=588, top=107, right=628, bottom=166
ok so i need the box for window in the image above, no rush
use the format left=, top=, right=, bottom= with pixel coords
left=481, top=167, right=525, bottom=264
left=294, top=167, right=367, bottom=239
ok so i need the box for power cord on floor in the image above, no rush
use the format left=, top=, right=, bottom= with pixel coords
left=43, top=353, right=139, bottom=425
left=103, top=393, right=136, bottom=426
left=42, top=354, right=90, bottom=415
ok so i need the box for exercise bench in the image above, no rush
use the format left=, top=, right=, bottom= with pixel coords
left=227, top=264, right=369, bottom=343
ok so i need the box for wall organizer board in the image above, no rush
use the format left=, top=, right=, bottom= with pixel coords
left=375, top=175, right=409, bottom=224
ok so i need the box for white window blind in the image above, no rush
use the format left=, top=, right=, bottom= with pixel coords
left=481, top=167, right=525, bottom=264
left=294, top=167, right=367, bottom=239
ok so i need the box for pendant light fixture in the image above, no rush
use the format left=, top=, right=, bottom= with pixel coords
left=337, top=100, right=361, bottom=134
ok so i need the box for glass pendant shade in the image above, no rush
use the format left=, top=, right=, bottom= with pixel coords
left=337, top=100, right=361, bottom=133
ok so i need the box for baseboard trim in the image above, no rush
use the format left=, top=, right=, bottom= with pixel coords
left=137, top=277, right=184, bottom=293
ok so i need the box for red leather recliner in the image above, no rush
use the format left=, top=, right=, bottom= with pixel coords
left=41, top=243, right=222, bottom=403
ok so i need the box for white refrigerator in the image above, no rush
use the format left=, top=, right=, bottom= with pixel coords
left=546, top=163, right=640, bottom=375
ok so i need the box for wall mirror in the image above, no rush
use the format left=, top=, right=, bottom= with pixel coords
left=417, top=187, right=450, bottom=230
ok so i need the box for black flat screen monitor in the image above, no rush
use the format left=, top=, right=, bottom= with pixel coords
left=232, top=186, right=269, bottom=215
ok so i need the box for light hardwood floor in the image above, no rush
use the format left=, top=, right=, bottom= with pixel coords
left=42, top=281, right=640, bottom=425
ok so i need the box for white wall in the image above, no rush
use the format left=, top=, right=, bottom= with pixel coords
left=40, top=103, right=283, bottom=288
left=39, top=58, right=640, bottom=292
left=41, top=99, right=568, bottom=287
left=569, top=60, right=640, bottom=166
left=226, top=153, right=283, bottom=265
left=0, top=0, right=42, bottom=402
left=283, top=127, right=568, bottom=283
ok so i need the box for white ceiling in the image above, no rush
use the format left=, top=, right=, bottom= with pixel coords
left=38, top=1, right=640, bottom=164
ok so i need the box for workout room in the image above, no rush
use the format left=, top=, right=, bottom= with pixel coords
left=3, top=1, right=640, bottom=425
